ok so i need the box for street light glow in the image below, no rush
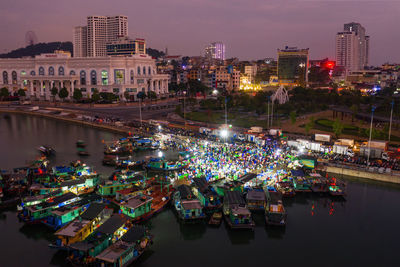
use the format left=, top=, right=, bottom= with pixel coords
left=220, top=129, right=228, bottom=138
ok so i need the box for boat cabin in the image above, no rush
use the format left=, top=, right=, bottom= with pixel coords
left=68, top=214, right=132, bottom=259
left=119, top=194, right=153, bottom=220
left=246, top=189, right=266, bottom=211
left=223, top=191, right=254, bottom=229
left=44, top=194, right=102, bottom=230
left=173, top=185, right=205, bottom=221
left=23, top=192, right=81, bottom=222
left=96, top=225, right=152, bottom=267
left=191, top=177, right=221, bottom=210
left=55, top=203, right=113, bottom=246
left=115, top=186, right=142, bottom=202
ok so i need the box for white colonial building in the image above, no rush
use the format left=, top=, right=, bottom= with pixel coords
left=0, top=51, right=168, bottom=100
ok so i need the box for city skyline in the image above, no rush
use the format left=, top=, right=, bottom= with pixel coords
left=1, top=0, right=400, bottom=65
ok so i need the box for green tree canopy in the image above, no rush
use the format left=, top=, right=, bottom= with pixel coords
left=73, top=88, right=83, bottom=102
left=58, top=87, right=69, bottom=100
left=91, top=89, right=100, bottom=103
left=290, top=111, right=297, bottom=125
left=333, top=118, right=344, bottom=138
left=51, top=87, right=58, bottom=97
left=18, top=88, right=26, bottom=97
left=0, top=87, right=10, bottom=97
left=137, top=91, right=146, bottom=100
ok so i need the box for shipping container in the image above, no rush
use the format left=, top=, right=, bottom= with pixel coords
left=335, top=139, right=354, bottom=147
left=314, top=134, right=331, bottom=142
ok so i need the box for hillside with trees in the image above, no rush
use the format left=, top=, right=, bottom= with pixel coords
left=0, top=42, right=165, bottom=59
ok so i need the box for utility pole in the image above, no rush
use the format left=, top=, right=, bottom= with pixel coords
left=225, top=96, right=228, bottom=126
left=139, top=97, right=142, bottom=128
left=389, top=100, right=394, bottom=142
left=367, top=106, right=376, bottom=167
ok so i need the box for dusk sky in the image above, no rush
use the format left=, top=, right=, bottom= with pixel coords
left=1, top=0, right=399, bottom=65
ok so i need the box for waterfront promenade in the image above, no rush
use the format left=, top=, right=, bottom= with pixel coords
left=2, top=103, right=400, bottom=185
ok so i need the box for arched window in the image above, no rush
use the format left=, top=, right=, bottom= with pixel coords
left=90, top=70, right=97, bottom=85
left=11, top=71, right=17, bottom=84
left=48, top=67, right=54, bottom=76
left=80, top=70, right=86, bottom=85
left=148, top=67, right=151, bottom=76
left=2, top=71, right=8, bottom=84
left=130, top=70, right=134, bottom=84
left=58, top=66, right=65, bottom=76
left=70, top=70, right=76, bottom=76
left=101, top=70, right=108, bottom=85
left=137, top=66, right=141, bottom=75
left=39, top=67, right=45, bottom=76
left=143, top=66, right=146, bottom=75
left=30, top=70, right=36, bottom=76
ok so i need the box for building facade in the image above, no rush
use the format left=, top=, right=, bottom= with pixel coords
left=277, top=47, right=309, bottom=86
left=74, top=15, right=128, bottom=58
left=336, top=22, right=369, bottom=73
left=244, top=65, right=257, bottom=83
left=0, top=52, right=168, bottom=101
left=73, top=26, right=87, bottom=57
left=205, top=42, right=225, bottom=61
left=106, top=37, right=146, bottom=56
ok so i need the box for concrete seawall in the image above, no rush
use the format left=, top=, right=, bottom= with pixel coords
left=321, top=165, right=400, bottom=184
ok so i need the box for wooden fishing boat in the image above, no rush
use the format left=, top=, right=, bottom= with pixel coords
left=76, top=140, right=86, bottom=148
left=223, top=191, right=255, bottom=230
left=208, top=212, right=222, bottom=226
left=265, top=190, right=287, bottom=226
left=293, top=176, right=312, bottom=193
left=328, top=178, right=346, bottom=197
left=308, top=173, right=329, bottom=193
left=146, top=158, right=188, bottom=172
left=38, top=145, right=56, bottom=156
left=173, top=185, right=205, bottom=222
left=77, top=148, right=90, bottom=157
left=246, top=188, right=266, bottom=211
left=95, top=225, right=153, bottom=267
left=275, top=180, right=296, bottom=197
left=192, top=177, right=222, bottom=212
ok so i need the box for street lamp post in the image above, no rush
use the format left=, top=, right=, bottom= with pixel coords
left=367, top=106, right=376, bottom=167
left=139, top=97, right=142, bottom=128
left=389, top=100, right=394, bottom=142
left=225, top=96, right=228, bottom=126
left=183, top=90, right=186, bottom=130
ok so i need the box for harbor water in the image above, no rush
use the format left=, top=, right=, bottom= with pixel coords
left=1, top=114, right=400, bottom=267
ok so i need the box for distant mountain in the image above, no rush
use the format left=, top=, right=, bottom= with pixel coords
left=0, top=42, right=165, bottom=59
left=0, top=42, right=73, bottom=58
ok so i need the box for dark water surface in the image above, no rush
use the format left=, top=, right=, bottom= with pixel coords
left=1, top=114, right=400, bottom=267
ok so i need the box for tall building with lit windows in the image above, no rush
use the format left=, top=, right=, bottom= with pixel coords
left=205, top=42, right=225, bottom=60
left=73, top=15, right=128, bottom=57
left=335, top=22, right=369, bottom=73
left=277, top=46, right=309, bottom=86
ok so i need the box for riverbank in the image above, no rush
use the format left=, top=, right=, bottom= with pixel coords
left=318, top=164, right=400, bottom=184
left=3, top=107, right=400, bottom=186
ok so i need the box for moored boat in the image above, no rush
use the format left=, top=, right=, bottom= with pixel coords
left=265, top=190, right=287, bottom=226
left=95, top=225, right=152, bottom=267
left=275, top=180, right=296, bottom=197
left=223, top=191, right=255, bottom=230
left=173, top=184, right=205, bottom=222
left=38, top=145, right=56, bottom=156
left=208, top=212, right=222, bottom=226
left=328, top=177, right=346, bottom=197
